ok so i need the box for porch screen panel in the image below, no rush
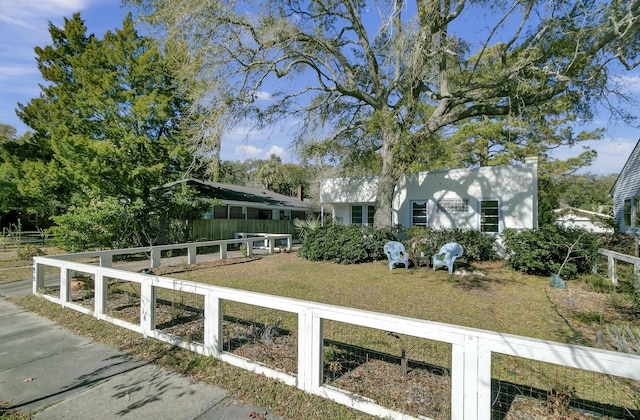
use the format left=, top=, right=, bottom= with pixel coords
left=412, top=201, right=427, bottom=226
left=229, top=206, right=244, bottom=219
left=213, top=205, right=228, bottom=219
left=480, top=200, right=499, bottom=233
left=291, top=211, right=306, bottom=220
left=246, top=207, right=260, bottom=219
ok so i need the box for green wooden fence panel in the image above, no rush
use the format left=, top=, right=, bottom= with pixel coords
left=192, top=219, right=298, bottom=241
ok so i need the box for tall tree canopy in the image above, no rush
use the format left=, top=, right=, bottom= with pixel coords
left=14, top=13, right=192, bottom=215
left=130, top=0, right=640, bottom=228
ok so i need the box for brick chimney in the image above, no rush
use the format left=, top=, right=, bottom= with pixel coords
left=297, top=185, right=303, bottom=201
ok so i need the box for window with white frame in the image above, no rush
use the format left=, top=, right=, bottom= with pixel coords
left=412, top=201, right=427, bottom=226
left=351, top=205, right=363, bottom=225
left=480, top=200, right=500, bottom=233
left=437, top=198, right=469, bottom=213
left=634, top=197, right=640, bottom=227
left=367, top=205, right=375, bottom=225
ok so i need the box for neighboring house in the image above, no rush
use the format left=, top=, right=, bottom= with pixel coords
left=610, top=138, right=640, bottom=234
left=160, top=178, right=317, bottom=221
left=554, top=207, right=614, bottom=233
left=320, top=157, right=538, bottom=234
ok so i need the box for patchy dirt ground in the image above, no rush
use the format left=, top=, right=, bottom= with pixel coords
left=545, top=280, right=639, bottom=350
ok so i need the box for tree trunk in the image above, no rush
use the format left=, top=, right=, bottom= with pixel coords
left=374, top=127, right=400, bottom=229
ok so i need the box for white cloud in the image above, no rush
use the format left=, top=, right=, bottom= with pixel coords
left=0, top=65, right=39, bottom=80
left=0, top=0, right=92, bottom=30
left=254, top=91, right=272, bottom=101
left=235, top=145, right=263, bottom=158
left=266, top=145, right=286, bottom=157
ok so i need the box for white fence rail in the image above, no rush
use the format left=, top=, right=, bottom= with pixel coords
left=32, top=239, right=640, bottom=419
left=598, top=248, right=640, bottom=286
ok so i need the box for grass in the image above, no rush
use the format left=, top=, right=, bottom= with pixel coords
left=0, top=246, right=63, bottom=285
left=172, top=254, right=575, bottom=342
left=6, top=250, right=640, bottom=419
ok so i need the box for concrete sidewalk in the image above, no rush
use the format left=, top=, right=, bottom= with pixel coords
left=0, top=280, right=280, bottom=419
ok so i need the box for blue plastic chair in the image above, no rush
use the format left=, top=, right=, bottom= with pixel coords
left=432, top=242, right=464, bottom=274
left=383, top=241, right=409, bottom=270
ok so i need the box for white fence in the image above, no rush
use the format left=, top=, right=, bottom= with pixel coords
left=599, top=248, right=640, bottom=286
left=32, top=238, right=640, bottom=419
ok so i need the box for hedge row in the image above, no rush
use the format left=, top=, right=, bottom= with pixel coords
left=298, top=223, right=616, bottom=280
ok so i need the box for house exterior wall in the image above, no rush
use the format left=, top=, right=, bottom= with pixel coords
left=611, top=140, right=640, bottom=233
left=321, top=158, right=538, bottom=233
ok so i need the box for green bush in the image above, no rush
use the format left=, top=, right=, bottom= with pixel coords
left=51, top=198, right=145, bottom=252
left=502, top=225, right=603, bottom=278
left=298, top=224, right=395, bottom=264
left=404, top=227, right=498, bottom=263
left=17, top=245, right=46, bottom=260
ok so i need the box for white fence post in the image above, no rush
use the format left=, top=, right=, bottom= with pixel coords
left=451, top=334, right=493, bottom=419
left=32, top=261, right=45, bottom=294
left=60, top=268, right=70, bottom=303
left=100, top=253, right=112, bottom=268
left=298, top=307, right=322, bottom=392
left=451, top=344, right=465, bottom=420
left=204, top=292, right=222, bottom=357
left=94, top=268, right=107, bottom=316
left=608, top=255, right=617, bottom=285
left=151, top=247, right=161, bottom=268
left=188, top=245, right=197, bottom=265
left=140, top=279, right=156, bottom=336
left=219, top=243, right=227, bottom=260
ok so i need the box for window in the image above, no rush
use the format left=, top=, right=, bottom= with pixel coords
left=412, top=201, right=427, bottom=226
left=367, top=206, right=375, bottom=226
left=351, top=205, right=363, bottom=225
left=624, top=199, right=632, bottom=226
left=634, top=197, right=640, bottom=227
left=437, top=198, right=469, bottom=213
left=480, top=200, right=499, bottom=233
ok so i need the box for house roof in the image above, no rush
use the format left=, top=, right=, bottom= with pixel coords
left=159, top=178, right=316, bottom=211
left=552, top=207, right=612, bottom=220
left=610, top=138, right=640, bottom=196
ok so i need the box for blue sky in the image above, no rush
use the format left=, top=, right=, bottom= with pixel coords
left=0, top=0, right=638, bottom=174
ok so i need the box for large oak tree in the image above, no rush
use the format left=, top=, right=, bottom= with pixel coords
left=130, top=0, right=640, bottom=227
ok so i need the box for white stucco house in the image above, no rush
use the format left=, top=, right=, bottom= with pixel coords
left=320, top=157, right=539, bottom=234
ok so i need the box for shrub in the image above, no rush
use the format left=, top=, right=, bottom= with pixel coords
left=502, top=225, right=603, bottom=278
left=298, top=224, right=395, bottom=264
left=51, top=198, right=145, bottom=252
left=17, top=244, right=46, bottom=260
left=405, top=227, right=498, bottom=263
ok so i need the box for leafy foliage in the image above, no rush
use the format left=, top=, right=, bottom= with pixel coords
left=11, top=13, right=191, bottom=216
left=298, top=224, right=395, bottom=264
left=502, top=226, right=603, bottom=279
left=404, top=227, right=498, bottom=263
left=130, top=0, right=640, bottom=228
left=51, top=197, right=145, bottom=252
left=51, top=184, right=215, bottom=251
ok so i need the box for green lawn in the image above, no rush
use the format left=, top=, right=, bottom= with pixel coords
left=172, top=253, right=576, bottom=343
